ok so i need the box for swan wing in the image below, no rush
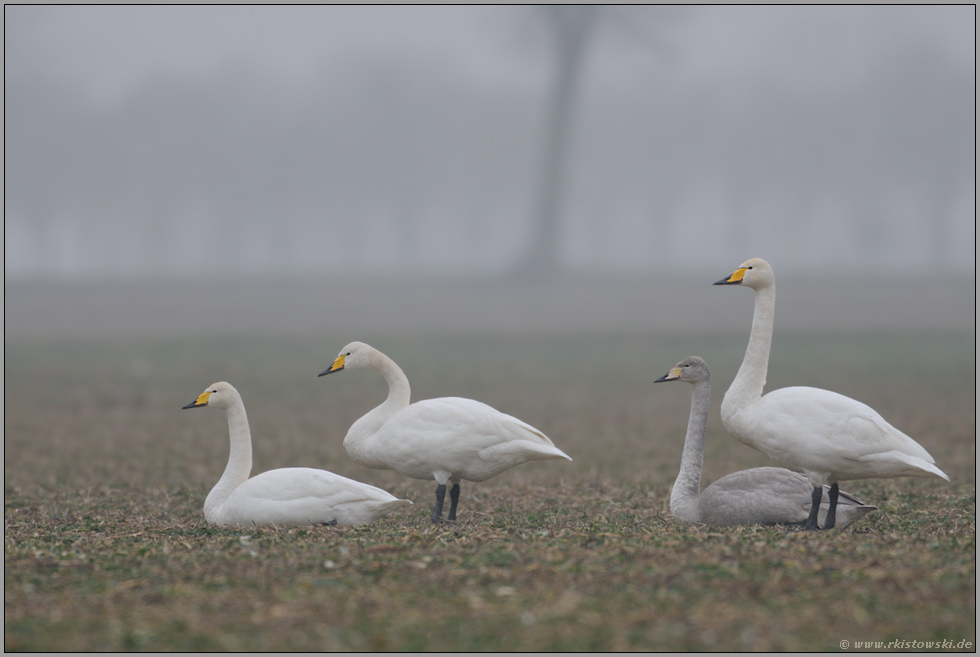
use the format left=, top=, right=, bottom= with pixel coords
left=215, top=468, right=411, bottom=527
left=698, top=467, right=877, bottom=528
left=736, top=387, right=946, bottom=481
left=699, top=467, right=814, bottom=526
left=371, top=397, right=570, bottom=481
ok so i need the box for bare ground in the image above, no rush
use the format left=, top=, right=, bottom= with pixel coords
left=4, top=330, right=976, bottom=650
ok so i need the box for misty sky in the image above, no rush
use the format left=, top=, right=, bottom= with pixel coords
left=5, top=6, right=976, bottom=279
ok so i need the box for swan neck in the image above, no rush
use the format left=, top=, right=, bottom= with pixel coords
left=204, top=399, right=252, bottom=520
left=671, top=379, right=709, bottom=520
left=344, top=349, right=411, bottom=458
left=376, top=350, right=411, bottom=410
left=727, top=282, right=774, bottom=406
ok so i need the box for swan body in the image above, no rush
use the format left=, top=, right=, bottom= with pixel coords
left=319, top=341, right=572, bottom=522
left=655, top=357, right=876, bottom=529
left=182, top=382, right=412, bottom=527
left=714, top=258, right=948, bottom=529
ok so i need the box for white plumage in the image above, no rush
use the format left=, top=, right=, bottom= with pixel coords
left=655, top=356, right=876, bottom=529
left=182, top=381, right=411, bottom=527
left=319, top=341, right=572, bottom=523
left=714, top=258, right=948, bottom=529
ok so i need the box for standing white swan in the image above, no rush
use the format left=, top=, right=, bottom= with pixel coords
left=182, top=381, right=412, bottom=527
left=655, top=357, right=876, bottom=528
left=318, top=342, right=572, bottom=523
left=714, top=258, right=948, bottom=530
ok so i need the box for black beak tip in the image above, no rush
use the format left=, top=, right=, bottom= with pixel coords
left=654, top=374, right=670, bottom=383
left=182, top=401, right=201, bottom=409
left=318, top=367, right=338, bottom=377
left=713, top=276, right=741, bottom=286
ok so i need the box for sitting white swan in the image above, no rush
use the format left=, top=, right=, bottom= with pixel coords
left=182, top=381, right=411, bottom=527
left=655, top=357, right=876, bottom=529
left=318, top=341, right=572, bottom=523
left=714, top=258, right=948, bottom=530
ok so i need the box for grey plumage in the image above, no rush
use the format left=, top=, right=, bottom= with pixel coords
left=655, top=357, right=877, bottom=529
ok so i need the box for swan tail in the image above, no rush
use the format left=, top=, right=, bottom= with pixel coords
left=833, top=487, right=873, bottom=508
left=479, top=440, right=572, bottom=463
left=508, top=417, right=561, bottom=448
left=858, top=450, right=950, bottom=481
left=335, top=497, right=413, bottom=525
left=812, top=486, right=877, bottom=529
left=919, top=462, right=950, bottom=481
left=828, top=503, right=877, bottom=529
left=376, top=498, right=414, bottom=513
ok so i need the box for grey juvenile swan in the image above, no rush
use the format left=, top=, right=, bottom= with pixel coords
left=714, top=258, right=948, bottom=530
left=655, top=357, right=877, bottom=529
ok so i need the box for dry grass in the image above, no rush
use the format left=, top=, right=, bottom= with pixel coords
left=5, top=331, right=976, bottom=651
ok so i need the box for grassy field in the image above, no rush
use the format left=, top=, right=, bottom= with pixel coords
left=4, top=331, right=976, bottom=651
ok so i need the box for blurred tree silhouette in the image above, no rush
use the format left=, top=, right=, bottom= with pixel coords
left=516, top=6, right=682, bottom=278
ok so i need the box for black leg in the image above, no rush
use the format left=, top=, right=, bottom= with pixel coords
left=824, top=483, right=839, bottom=530
left=804, top=485, right=823, bottom=531
left=447, top=483, right=460, bottom=522
left=432, top=484, right=446, bottom=524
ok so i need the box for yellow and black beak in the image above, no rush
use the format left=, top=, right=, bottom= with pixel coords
left=654, top=367, right=681, bottom=383
left=713, top=267, right=747, bottom=286
left=318, top=354, right=346, bottom=377
left=182, top=391, right=211, bottom=409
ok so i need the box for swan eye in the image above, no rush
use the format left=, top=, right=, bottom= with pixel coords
left=346, top=352, right=351, bottom=356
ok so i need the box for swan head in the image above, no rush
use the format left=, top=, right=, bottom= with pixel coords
left=713, top=258, right=774, bottom=290
left=182, top=381, right=240, bottom=410
left=654, top=357, right=709, bottom=385
left=319, top=341, right=374, bottom=376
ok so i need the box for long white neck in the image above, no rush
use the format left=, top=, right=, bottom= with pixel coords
left=670, top=379, right=709, bottom=523
left=204, top=398, right=252, bottom=522
left=344, top=348, right=411, bottom=464
left=722, top=282, right=775, bottom=415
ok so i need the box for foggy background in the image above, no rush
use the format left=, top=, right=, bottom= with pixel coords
left=4, top=6, right=975, bottom=336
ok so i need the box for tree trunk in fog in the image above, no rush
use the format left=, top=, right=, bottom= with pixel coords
left=516, top=6, right=597, bottom=279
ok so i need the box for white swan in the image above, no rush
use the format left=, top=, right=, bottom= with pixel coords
left=182, top=381, right=412, bottom=527
left=714, top=258, right=948, bottom=530
left=318, top=341, right=572, bottom=523
left=655, top=357, right=876, bottom=529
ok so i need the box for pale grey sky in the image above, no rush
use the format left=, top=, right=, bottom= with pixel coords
left=5, top=5, right=975, bottom=278
left=6, top=6, right=971, bottom=105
